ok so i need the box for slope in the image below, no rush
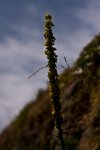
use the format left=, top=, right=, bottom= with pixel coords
left=0, top=35, right=100, bottom=150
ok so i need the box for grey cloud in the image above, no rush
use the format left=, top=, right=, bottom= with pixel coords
left=0, top=0, right=38, bottom=42
left=76, top=0, right=100, bottom=34
left=0, top=37, right=48, bottom=131
left=0, top=0, right=91, bottom=43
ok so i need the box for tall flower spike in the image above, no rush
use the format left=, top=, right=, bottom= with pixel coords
left=44, top=14, right=65, bottom=150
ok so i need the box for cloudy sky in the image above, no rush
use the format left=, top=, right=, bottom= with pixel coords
left=0, top=0, right=100, bottom=131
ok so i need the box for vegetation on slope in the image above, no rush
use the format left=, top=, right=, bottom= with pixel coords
left=0, top=35, right=100, bottom=150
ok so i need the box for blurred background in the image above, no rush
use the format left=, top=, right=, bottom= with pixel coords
left=0, top=0, right=100, bottom=131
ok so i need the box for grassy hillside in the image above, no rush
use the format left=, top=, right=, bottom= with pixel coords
left=0, top=35, right=100, bottom=150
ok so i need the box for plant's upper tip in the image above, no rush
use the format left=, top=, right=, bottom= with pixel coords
left=45, top=13, right=52, bottom=19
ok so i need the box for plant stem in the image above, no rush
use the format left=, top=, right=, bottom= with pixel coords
left=44, top=13, right=65, bottom=150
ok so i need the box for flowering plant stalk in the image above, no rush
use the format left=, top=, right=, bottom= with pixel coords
left=44, top=14, right=65, bottom=150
